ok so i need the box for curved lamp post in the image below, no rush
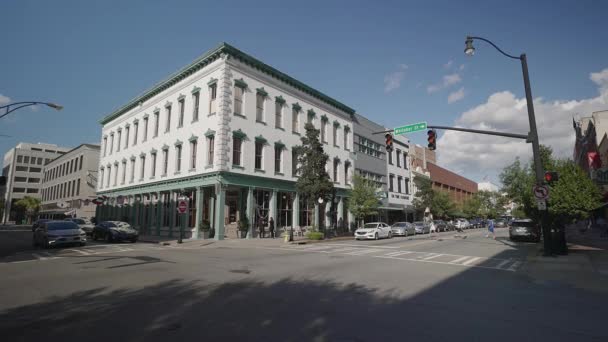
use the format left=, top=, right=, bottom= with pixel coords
left=465, top=36, right=552, bottom=256
left=0, top=101, right=63, bottom=120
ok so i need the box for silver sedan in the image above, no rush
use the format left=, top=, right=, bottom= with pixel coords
left=391, top=222, right=416, bottom=237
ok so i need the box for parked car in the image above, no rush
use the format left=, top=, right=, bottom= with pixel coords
left=32, top=218, right=52, bottom=232
left=455, top=219, right=470, bottom=230
left=64, top=218, right=95, bottom=235
left=495, top=219, right=507, bottom=228
left=33, top=220, right=87, bottom=248
left=447, top=220, right=458, bottom=231
left=469, top=218, right=483, bottom=229
left=92, top=221, right=139, bottom=243
left=509, top=219, right=540, bottom=242
left=413, top=221, right=430, bottom=234
left=391, top=222, right=416, bottom=237
left=355, top=222, right=392, bottom=240
left=433, top=220, right=448, bottom=232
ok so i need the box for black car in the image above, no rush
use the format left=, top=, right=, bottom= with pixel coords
left=32, top=219, right=52, bottom=232
left=92, top=221, right=138, bottom=243
left=509, top=219, right=540, bottom=242
left=433, top=220, right=449, bottom=232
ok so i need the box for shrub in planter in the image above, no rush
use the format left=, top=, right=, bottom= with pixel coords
left=199, top=220, right=211, bottom=239
left=306, top=231, right=324, bottom=240
left=238, top=216, right=250, bottom=238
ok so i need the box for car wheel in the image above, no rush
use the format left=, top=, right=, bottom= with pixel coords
left=130, top=238, right=137, bottom=243
left=44, top=239, right=50, bottom=249
left=80, top=242, right=86, bottom=247
left=388, top=232, right=393, bottom=239
left=92, top=232, right=98, bottom=241
left=106, top=233, right=113, bottom=243
left=374, top=233, right=379, bottom=240
left=404, top=230, right=408, bottom=237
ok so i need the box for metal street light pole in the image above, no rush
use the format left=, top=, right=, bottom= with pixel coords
left=0, top=101, right=63, bottom=120
left=465, top=36, right=552, bottom=256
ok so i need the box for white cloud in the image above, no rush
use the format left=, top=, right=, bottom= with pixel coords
left=447, top=87, right=465, bottom=103
left=459, top=64, right=465, bottom=71
left=0, top=94, right=11, bottom=106
left=384, top=64, right=408, bottom=93
left=427, top=73, right=462, bottom=93
left=444, top=60, right=453, bottom=69
left=437, top=68, right=608, bottom=183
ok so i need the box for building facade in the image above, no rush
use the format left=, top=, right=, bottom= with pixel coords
left=384, top=134, right=414, bottom=223
left=427, top=162, right=477, bottom=206
left=39, top=144, right=100, bottom=219
left=2, top=143, right=70, bottom=224
left=96, top=43, right=355, bottom=240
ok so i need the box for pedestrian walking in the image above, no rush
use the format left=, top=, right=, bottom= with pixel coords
left=269, top=217, right=275, bottom=238
left=486, top=219, right=495, bottom=239
left=258, top=219, right=265, bottom=238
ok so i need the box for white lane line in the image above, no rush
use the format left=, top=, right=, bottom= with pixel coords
left=507, top=261, right=522, bottom=272
left=321, top=243, right=399, bottom=249
left=449, top=256, right=472, bottom=264
left=345, top=249, right=383, bottom=255
left=31, top=252, right=56, bottom=260
left=301, top=245, right=334, bottom=251
left=422, top=253, right=444, bottom=260
left=495, top=259, right=512, bottom=269
left=384, top=251, right=413, bottom=257
left=462, top=257, right=482, bottom=266
left=329, top=247, right=361, bottom=253
left=66, top=249, right=92, bottom=256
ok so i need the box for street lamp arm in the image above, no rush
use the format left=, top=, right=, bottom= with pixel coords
left=0, top=101, right=63, bottom=120
left=467, top=36, right=521, bottom=60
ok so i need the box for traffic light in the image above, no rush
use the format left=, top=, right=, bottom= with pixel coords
left=427, top=130, right=437, bottom=150
left=544, top=171, right=559, bottom=184
left=385, top=133, right=393, bottom=152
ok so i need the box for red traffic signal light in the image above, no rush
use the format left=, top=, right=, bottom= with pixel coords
left=544, top=171, right=559, bottom=184
left=427, top=130, right=437, bottom=150
left=385, top=133, right=394, bottom=152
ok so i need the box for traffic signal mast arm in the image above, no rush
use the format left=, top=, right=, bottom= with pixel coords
left=373, top=125, right=529, bottom=141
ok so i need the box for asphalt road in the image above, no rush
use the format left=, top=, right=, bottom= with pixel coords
left=1, top=227, right=607, bottom=342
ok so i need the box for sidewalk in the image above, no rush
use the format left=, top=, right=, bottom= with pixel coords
left=137, top=233, right=354, bottom=247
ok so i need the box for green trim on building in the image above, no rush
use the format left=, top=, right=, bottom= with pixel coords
left=207, top=78, right=218, bottom=86
left=204, top=129, right=216, bottom=137
left=344, top=124, right=350, bottom=132
left=255, top=135, right=267, bottom=144
left=99, top=43, right=355, bottom=125
left=333, top=120, right=341, bottom=127
left=143, top=113, right=149, bottom=119
left=162, top=144, right=169, bottom=150
left=174, top=140, right=183, bottom=146
left=256, top=87, right=268, bottom=97
left=177, top=94, right=185, bottom=101
left=232, top=129, right=247, bottom=139
left=140, top=152, right=146, bottom=158
left=275, top=96, right=285, bottom=104
left=321, top=114, right=328, bottom=122
left=191, top=86, right=201, bottom=94
left=130, top=155, right=136, bottom=161
left=274, top=141, right=286, bottom=150
left=188, top=134, right=198, bottom=142
left=122, top=158, right=127, bottom=162
left=234, top=78, right=248, bottom=88
left=165, top=101, right=172, bottom=108
left=307, top=109, right=316, bottom=118
left=150, top=148, right=157, bottom=154
left=133, top=118, right=139, bottom=123
left=292, top=102, right=302, bottom=111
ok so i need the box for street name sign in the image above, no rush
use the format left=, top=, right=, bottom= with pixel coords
left=394, top=122, right=427, bottom=135
left=533, top=185, right=549, bottom=200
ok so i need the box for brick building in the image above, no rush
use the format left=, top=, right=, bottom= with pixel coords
left=427, top=162, right=477, bottom=206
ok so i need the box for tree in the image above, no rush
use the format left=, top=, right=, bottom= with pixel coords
left=462, top=196, right=481, bottom=219
left=431, top=191, right=455, bottom=219
left=413, top=176, right=433, bottom=215
left=549, top=159, right=602, bottom=221
left=349, top=174, right=380, bottom=226
left=14, top=196, right=41, bottom=224
left=293, top=123, right=334, bottom=227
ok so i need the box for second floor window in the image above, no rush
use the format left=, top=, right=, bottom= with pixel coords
left=190, top=140, right=197, bottom=169
left=333, top=125, right=338, bottom=146
left=292, top=150, right=298, bottom=176
left=256, top=93, right=264, bottom=122
left=209, top=83, right=217, bottom=114
left=151, top=153, right=157, bottom=177
left=178, top=99, right=185, bottom=127
left=192, top=92, right=200, bottom=122
left=232, top=138, right=242, bottom=166
left=121, top=161, right=126, bottom=184
left=234, top=86, right=243, bottom=116
left=292, top=108, right=299, bottom=133
left=130, top=160, right=135, bottom=182
left=175, top=145, right=182, bottom=172
left=124, top=126, right=130, bottom=149
left=103, top=137, right=107, bottom=156
left=165, top=106, right=172, bottom=133
left=255, top=142, right=263, bottom=169
left=109, top=134, right=114, bottom=155
left=389, top=175, right=394, bottom=192
left=274, top=146, right=282, bottom=173
left=396, top=150, right=401, bottom=167
left=275, top=102, right=282, bottom=128
left=154, top=112, right=159, bottom=137
left=403, top=153, right=408, bottom=169
left=321, top=121, right=327, bottom=143
left=113, top=164, right=118, bottom=186
left=344, top=130, right=350, bottom=150
left=143, top=117, right=149, bottom=141
left=333, top=160, right=339, bottom=182
left=397, top=176, right=402, bottom=193
left=140, top=156, right=146, bottom=180
left=388, top=150, right=393, bottom=164
left=162, top=150, right=169, bottom=175
left=133, top=122, right=139, bottom=145
left=207, top=136, right=214, bottom=165
left=345, top=163, right=350, bottom=185
left=117, top=131, right=122, bottom=152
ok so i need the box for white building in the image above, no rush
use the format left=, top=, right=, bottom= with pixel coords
left=96, top=43, right=355, bottom=239
left=39, top=144, right=100, bottom=219
left=2, top=142, right=70, bottom=224
left=384, top=134, right=414, bottom=222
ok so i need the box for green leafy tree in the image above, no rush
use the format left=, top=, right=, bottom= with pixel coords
left=413, top=176, right=433, bottom=216
left=349, top=174, right=380, bottom=226
left=462, top=196, right=481, bottom=219
left=293, top=123, right=334, bottom=226
left=549, top=159, right=602, bottom=221
left=14, top=196, right=41, bottom=224
left=431, top=191, right=455, bottom=219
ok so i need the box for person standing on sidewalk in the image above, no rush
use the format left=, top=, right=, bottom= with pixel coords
left=486, top=219, right=495, bottom=239
left=269, top=217, right=275, bottom=239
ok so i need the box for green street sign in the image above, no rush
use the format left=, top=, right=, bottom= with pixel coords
left=393, top=122, right=428, bottom=135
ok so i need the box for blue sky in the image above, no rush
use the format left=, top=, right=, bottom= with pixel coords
left=2, top=0, right=608, bottom=184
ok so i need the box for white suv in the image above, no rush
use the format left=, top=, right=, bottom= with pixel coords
left=455, top=219, right=470, bottom=230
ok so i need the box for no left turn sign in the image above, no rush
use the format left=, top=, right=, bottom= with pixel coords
left=533, top=185, right=549, bottom=200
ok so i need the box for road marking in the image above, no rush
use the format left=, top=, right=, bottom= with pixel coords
left=508, top=261, right=522, bottom=271
left=301, top=245, right=335, bottom=251
left=422, top=253, right=444, bottom=260
left=328, top=247, right=361, bottom=253
left=384, top=251, right=413, bottom=257
left=322, top=243, right=399, bottom=249
left=450, top=256, right=472, bottom=264
left=462, top=257, right=482, bottom=266
left=66, top=249, right=92, bottom=256
left=495, top=259, right=512, bottom=269
left=31, top=252, right=55, bottom=260
left=345, top=249, right=383, bottom=255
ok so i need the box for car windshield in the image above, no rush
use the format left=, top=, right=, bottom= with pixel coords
left=414, top=222, right=424, bottom=226
left=512, top=221, right=535, bottom=228
left=46, top=222, right=79, bottom=231
left=392, top=223, right=406, bottom=227
left=363, top=223, right=378, bottom=228
left=72, top=219, right=86, bottom=224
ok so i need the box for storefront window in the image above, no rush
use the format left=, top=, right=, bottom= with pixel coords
left=299, top=196, right=313, bottom=227
left=277, top=192, right=293, bottom=228
left=254, top=190, right=270, bottom=230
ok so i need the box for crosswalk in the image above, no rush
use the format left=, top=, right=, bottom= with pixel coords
left=278, top=243, right=524, bottom=272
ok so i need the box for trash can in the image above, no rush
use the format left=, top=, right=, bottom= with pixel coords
left=552, top=225, right=568, bottom=255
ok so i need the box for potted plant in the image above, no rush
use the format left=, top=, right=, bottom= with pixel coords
left=199, top=219, right=211, bottom=239
left=238, top=216, right=250, bottom=238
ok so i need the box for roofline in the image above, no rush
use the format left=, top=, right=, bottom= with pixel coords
left=100, top=42, right=355, bottom=125
left=46, top=143, right=100, bottom=165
